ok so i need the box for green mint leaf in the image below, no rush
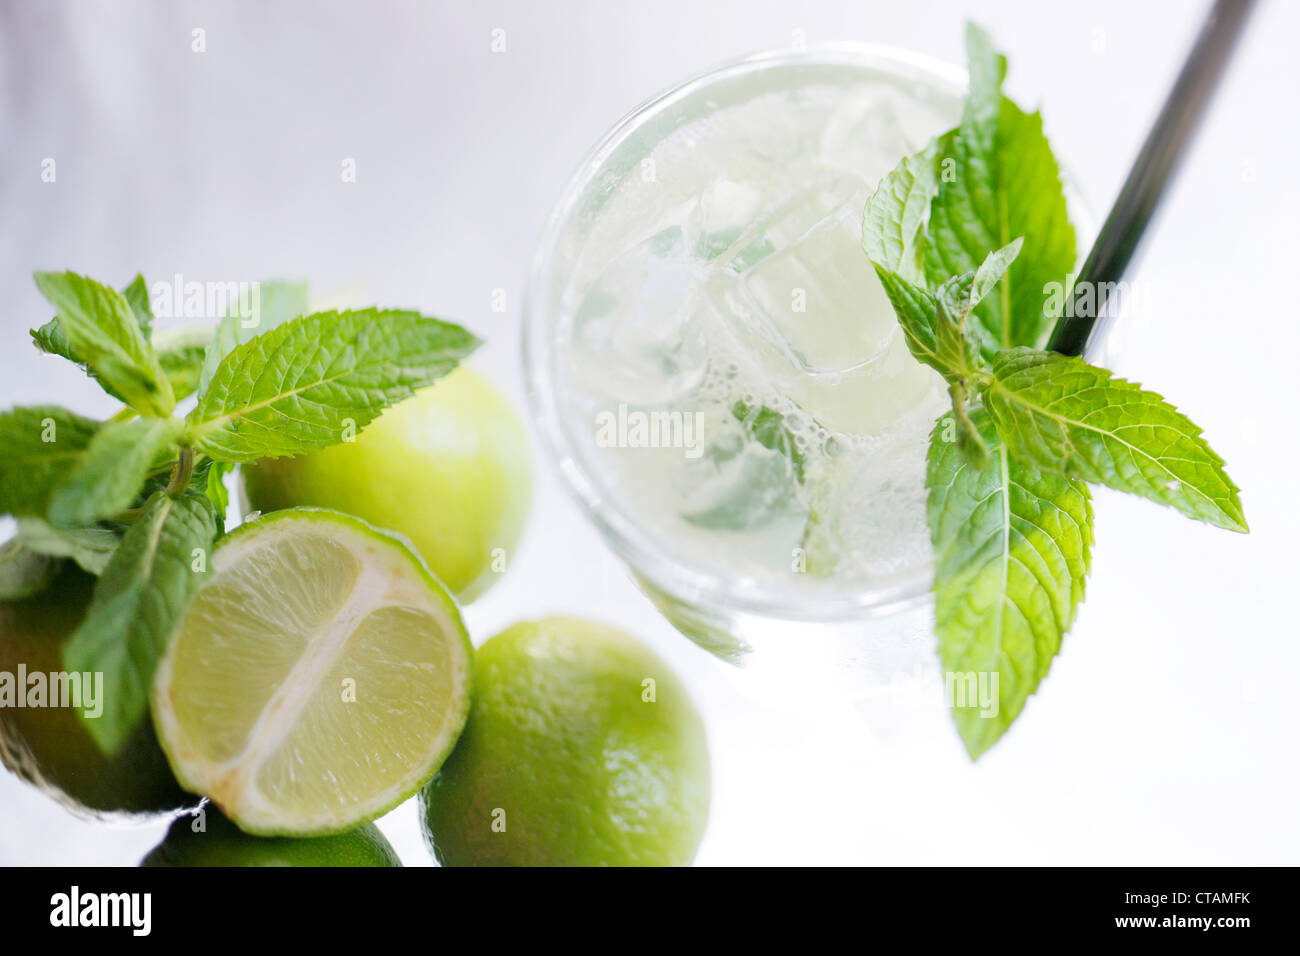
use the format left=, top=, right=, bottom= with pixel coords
left=121, top=274, right=155, bottom=340
left=33, top=273, right=153, bottom=353
left=875, top=271, right=942, bottom=372
left=186, top=308, right=481, bottom=463
left=0, top=406, right=100, bottom=518
left=732, top=400, right=807, bottom=483
left=862, top=140, right=947, bottom=367
left=47, top=418, right=183, bottom=527
left=193, top=457, right=233, bottom=526
left=984, top=348, right=1247, bottom=532
left=932, top=238, right=1023, bottom=379
left=32, top=271, right=174, bottom=416
left=862, top=137, right=949, bottom=286
left=0, top=539, right=59, bottom=600
left=928, top=407, right=1093, bottom=758
left=863, top=144, right=1020, bottom=385
left=922, top=24, right=1076, bottom=354
left=154, top=327, right=213, bottom=402
left=196, top=279, right=310, bottom=397
left=866, top=234, right=1020, bottom=471
left=31, top=274, right=155, bottom=405
left=61, top=490, right=216, bottom=755
left=15, top=517, right=120, bottom=575
left=31, top=316, right=79, bottom=362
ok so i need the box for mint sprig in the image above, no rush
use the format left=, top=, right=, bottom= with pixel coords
left=187, top=308, right=480, bottom=462
left=0, top=273, right=479, bottom=754
left=33, top=271, right=175, bottom=416
left=863, top=23, right=1246, bottom=757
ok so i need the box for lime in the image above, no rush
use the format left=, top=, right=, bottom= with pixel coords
left=150, top=508, right=473, bottom=836
left=142, top=806, right=401, bottom=867
left=241, top=366, right=532, bottom=602
left=420, top=617, right=710, bottom=866
left=0, top=562, right=193, bottom=817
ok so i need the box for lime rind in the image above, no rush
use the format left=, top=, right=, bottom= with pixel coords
left=150, top=507, right=473, bottom=837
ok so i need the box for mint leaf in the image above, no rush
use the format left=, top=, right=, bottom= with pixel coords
left=0, top=539, right=59, bottom=600
left=62, top=490, right=216, bottom=755
left=155, top=327, right=213, bottom=402
left=15, top=517, right=120, bottom=575
left=732, top=400, right=806, bottom=483
left=0, top=406, right=100, bottom=517
left=196, top=279, right=310, bottom=397
left=47, top=417, right=183, bottom=526
left=121, top=274, right=154, bottom=341
left=931, top=239, right=1023, bottom=467
left=984, top=348, right=1247, bottom=532
left=922, top=24, right=1076, bottom=354
left=862, top=137, right=949, bottom=286
left=862, top=147, right=1019, bottom=385
left=31, top=319, right=76, bottom=362
left=33, top=273, right=153, bottom=352
left=932, top=238, right=1023, bottom=379
left=863, top=142, right=945, bottom=365
left=33, top=272, right=174, bottom=416
left=186, top=308, right=480, bottom=462
left=194, top=457, right=234, bottom=526
left=32, top=274, right=156, bottom=405
left=928, top=408, right=1092, bottom=757
left=876, top=272, right=942, bottom=372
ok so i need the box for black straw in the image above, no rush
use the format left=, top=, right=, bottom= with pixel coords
left=1046, top=0, right=1257, bottom=357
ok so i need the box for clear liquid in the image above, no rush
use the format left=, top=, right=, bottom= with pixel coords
left=555, top=68, right=959, bottom=605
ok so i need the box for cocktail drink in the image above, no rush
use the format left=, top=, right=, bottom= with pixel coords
left=527, top=47, right=974, bottom=699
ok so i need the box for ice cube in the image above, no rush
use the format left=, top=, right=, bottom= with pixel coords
left=819, top=92, right=921, bottom=182
left=688, top=178, right=766, bottom=260
left=569, top=226, right=709, bottom=405
left=717, top=176, right=859, bottom=277
left=704, top=193, right=944, bottom=434
left=738, top=204, right=898, bottom=374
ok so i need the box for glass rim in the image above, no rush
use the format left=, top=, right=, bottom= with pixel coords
left=522, top=42, right=1045, bottom=624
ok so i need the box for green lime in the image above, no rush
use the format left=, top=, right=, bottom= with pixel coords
left=420, top=617, right=710, bottom=866
left=241, top=365, right=532, bottom=602
left=150, top=508, right=473, bottom=836
left=0, top=562, right=193, bottom=817
left=142, top=806, right=401, bottom=866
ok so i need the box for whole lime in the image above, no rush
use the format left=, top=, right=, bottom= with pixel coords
left=0, top=562, right=193, bottom=817
left=141, top=807, right=401, bottom=866
left=420, top=617, right=711, bottom=866
left=240, top=366, right=532, bottom=603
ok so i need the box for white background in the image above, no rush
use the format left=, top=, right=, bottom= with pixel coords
left=1, top=0, right=1297, bottom=866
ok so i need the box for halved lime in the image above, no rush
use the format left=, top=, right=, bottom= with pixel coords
left=150, top=508, right=472, bottom=836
